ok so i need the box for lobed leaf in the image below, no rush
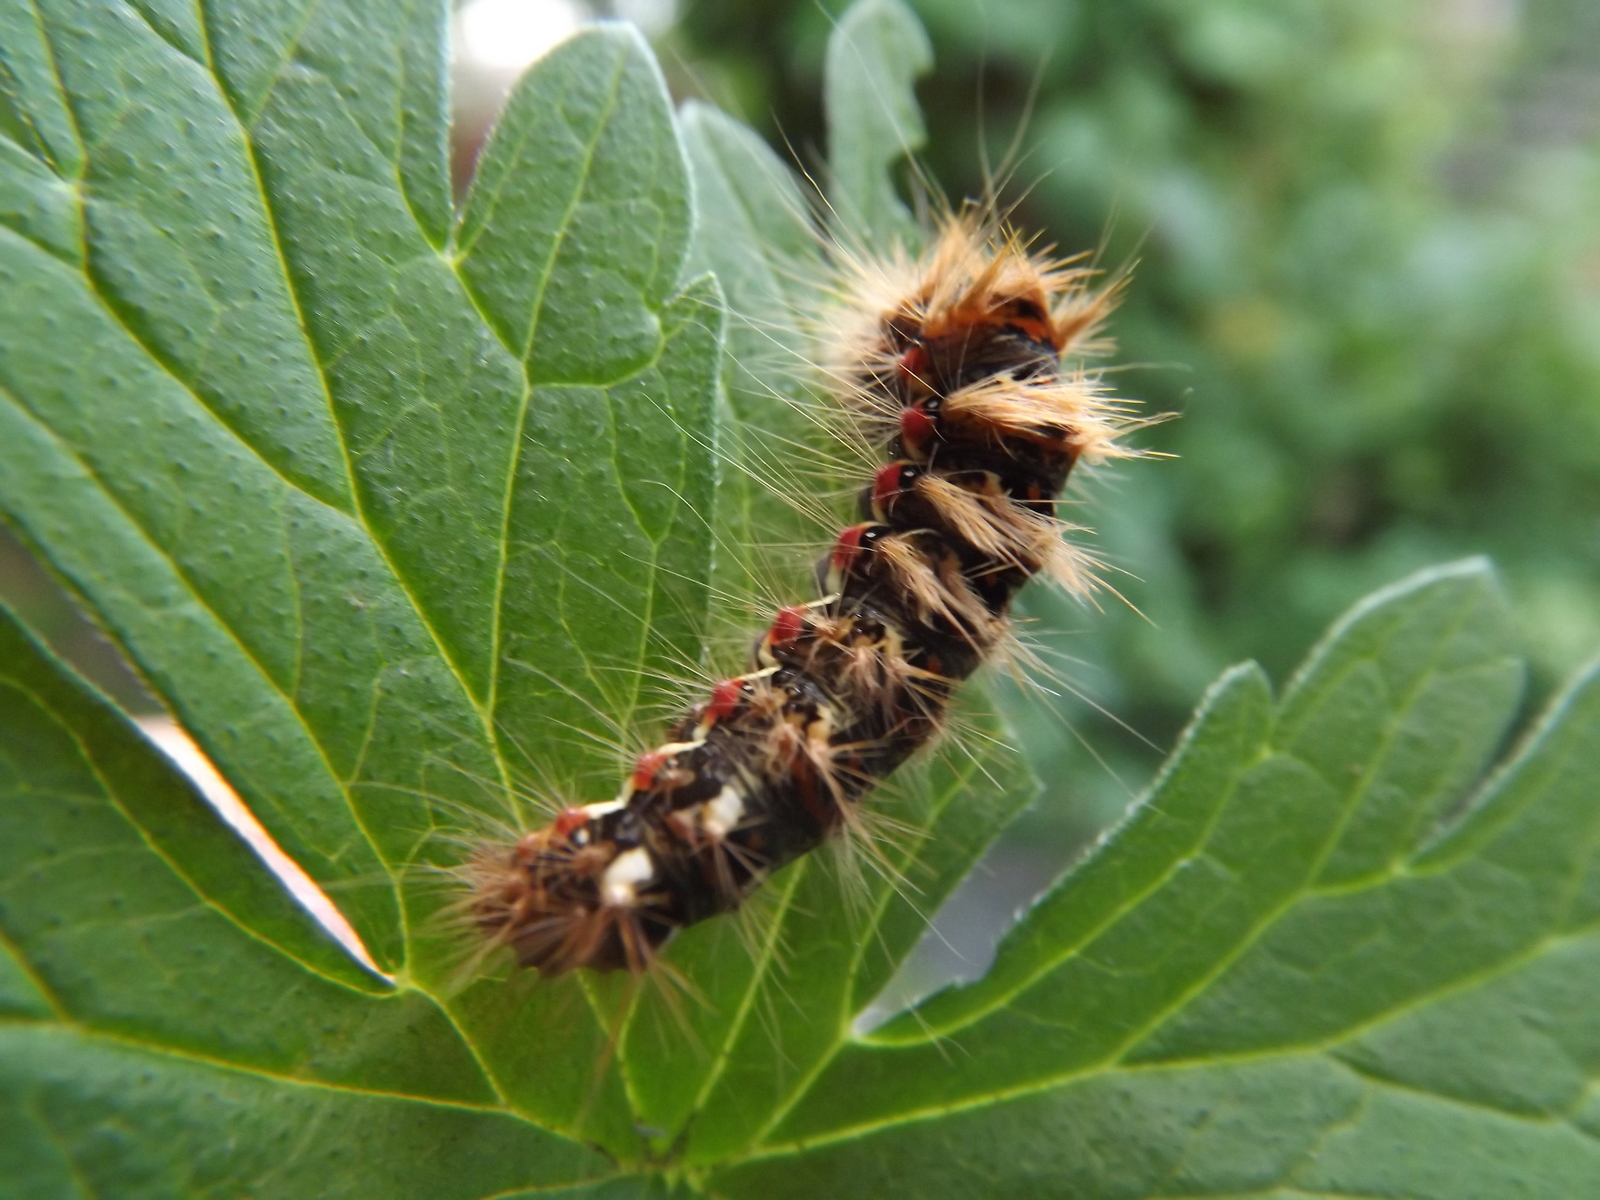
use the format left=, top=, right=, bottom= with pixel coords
left=680, top=98, right=832, bottom=623
left=824, top=0, right=932, bottom=251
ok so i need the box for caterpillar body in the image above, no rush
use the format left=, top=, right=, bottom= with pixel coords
left=469, top=214, right=1133, bottom=976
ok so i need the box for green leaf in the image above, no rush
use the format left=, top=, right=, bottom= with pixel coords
left=679, top=98, right=830, bottom=619
left=679, top=99, right=818, bottom=424
left=458, top=27, right=689, bottom=385
left=485, top=274, right=721, bottom=796
left=824, top=0, right=932, bottom=250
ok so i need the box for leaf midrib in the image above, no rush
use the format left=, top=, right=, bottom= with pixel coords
left=0, top=672, right=383, bottom=991
left=725, top=740, right=1009, bottom=1150
left=0, top=926, right=66, bottom=1023
left=0, top=1017, right=515, bottom=1114
left=481, top=49, right=634, bottom=730
left=0, top=387, right=372, bottom=848
left=890, top=594, right=1486, bottom=1047
left=15, top=0, right=574, bottom=980
left=214, top=7, right=518, bottom=777
left=711, top=916, right=1600, bottom=1167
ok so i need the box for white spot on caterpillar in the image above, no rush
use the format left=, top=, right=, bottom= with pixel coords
left=701, top=785, right=745, bottom=839
left=601, top=847, right=654, bottom=908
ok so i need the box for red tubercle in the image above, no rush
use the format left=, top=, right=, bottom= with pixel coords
left=768, top=604, right=808, bottom=649
left=830, top=523, right=871, bottom=575
left=896, top=344, right=928, bottom=384
left=552, top=807, right=590, bottom=839
left=708, top=678, right=745, bottom=722
left=631, top=748, right=672, bottom=792
left=900, top=402, right=937, bottom=456
left=872, top=462, right=907, bottom=514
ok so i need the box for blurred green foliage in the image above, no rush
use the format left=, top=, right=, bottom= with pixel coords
left=671, top=0, right=1600, bottom=836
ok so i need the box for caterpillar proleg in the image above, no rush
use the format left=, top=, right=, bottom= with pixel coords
left=468, top=211, right=1137, bottom=976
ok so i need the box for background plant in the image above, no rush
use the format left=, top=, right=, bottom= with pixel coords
left=2, top=1, right=1599, bottom=1196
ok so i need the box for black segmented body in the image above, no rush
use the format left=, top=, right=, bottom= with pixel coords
left=471, top=228, right=1116, bottom=974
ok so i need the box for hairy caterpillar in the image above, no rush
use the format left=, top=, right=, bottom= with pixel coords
left=467, top=212, right=1135, bottom=975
